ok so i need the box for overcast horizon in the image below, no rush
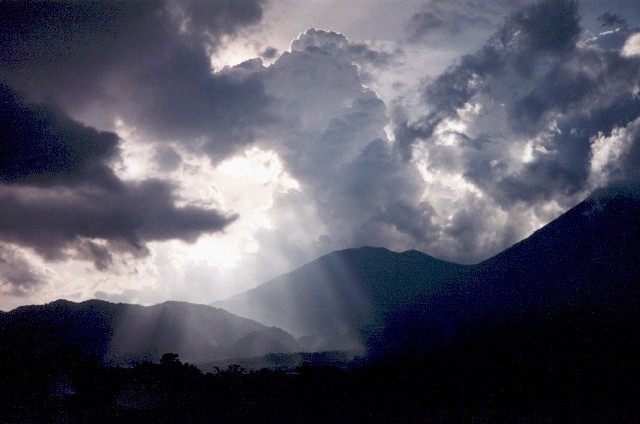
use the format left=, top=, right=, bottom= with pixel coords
left=1, top=0, right=639, bottom=310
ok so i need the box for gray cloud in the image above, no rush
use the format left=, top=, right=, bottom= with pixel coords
left=408, top=2, right=490, bottom=40
left=289, top=28, right=393, bottom=68
left=420, top=0, right=581, bottom=122
left=407, top=0, right=529, bottom=42
left=499, top=0, right=581, bottom=54
left=261, top=47, right=279, bottom=60
left=0, top=246, right=44, bottom=296
left=620, top=120, right=640, bottom=180
left=153, top=146, right=183, bottom=172
left=3, top=0, right=640, bottom=307
left=0, top=181, right=237, bottom=262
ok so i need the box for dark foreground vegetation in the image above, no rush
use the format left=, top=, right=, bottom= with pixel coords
left=2, top=310, right=639, bottom=423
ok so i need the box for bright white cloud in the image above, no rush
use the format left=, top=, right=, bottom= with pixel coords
left=623, top=32, right=640, bottom=56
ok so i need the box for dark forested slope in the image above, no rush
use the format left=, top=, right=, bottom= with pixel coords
left=0, top=299, right=300, bottom=365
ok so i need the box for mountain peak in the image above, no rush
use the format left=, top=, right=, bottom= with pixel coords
left=214, top=246, right=469, bottom=350
left=580, top=180, right=640, bottom=217
left=589, top=179, right=640, bottom=202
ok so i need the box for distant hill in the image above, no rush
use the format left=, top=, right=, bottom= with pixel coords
left=214, top=247, right=470, bottom=351
left=0, top=300, right=300, bottom=365
left=216, top=182, right=640, bottom=355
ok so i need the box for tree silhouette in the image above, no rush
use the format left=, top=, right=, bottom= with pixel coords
left=159, top=353, right=180, bottom=366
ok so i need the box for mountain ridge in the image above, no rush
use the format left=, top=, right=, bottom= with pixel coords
left=0, top=298, right=301, bottom=365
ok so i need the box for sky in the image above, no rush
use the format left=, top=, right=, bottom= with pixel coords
left=1, top=0, right=639, bottom=311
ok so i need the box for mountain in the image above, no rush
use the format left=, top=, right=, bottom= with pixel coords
left=216, top=182, right=640, bottom=354
left=377, top=181, right=640, bottom=352
left=0, top=299, right=300, bottom=365
left=214, top=247, right=470, bottom=351
left=475, top=181, right=640, bottom=308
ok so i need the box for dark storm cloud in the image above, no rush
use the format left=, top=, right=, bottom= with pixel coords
left=420, top=0, right=580, bottom=120
left=498, top=92, right=640, bottom=204
left=0, top=0, right=272, bottom=160
left=0, top=181, right=237, bottom=262
left=399, top=0, right=640, bottom=207
left=345, top=140, right=438, bottom=248
left=0, top=83, right=120, bottom=188
left=174, top=0, right=265, bottom=37
left=0, top=84, right=237, bottom=267
left=261, top=47, right=279, bottom=60
left=0, top=0, right=263, bottom=275
left=0, top=246, right=44, bottom=296
left=499, top=0, right=580, bottom=54
left=77, top=240, right=114, bottom=272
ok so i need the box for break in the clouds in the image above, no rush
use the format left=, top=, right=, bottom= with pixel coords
left=1, top=0, right=639, bottom=309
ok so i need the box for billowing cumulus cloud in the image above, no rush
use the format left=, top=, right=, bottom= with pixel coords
left=623, top=32, right=640, bottom=57
left=252, top=30, right=435, bottom=256
left=290, top=28, right=393, bottom=68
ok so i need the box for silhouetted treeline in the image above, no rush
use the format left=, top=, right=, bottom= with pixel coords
left=2, top=308, right=639, bottom=423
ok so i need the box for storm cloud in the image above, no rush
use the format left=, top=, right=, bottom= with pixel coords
left=0, top=83, right=120, bottom=188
